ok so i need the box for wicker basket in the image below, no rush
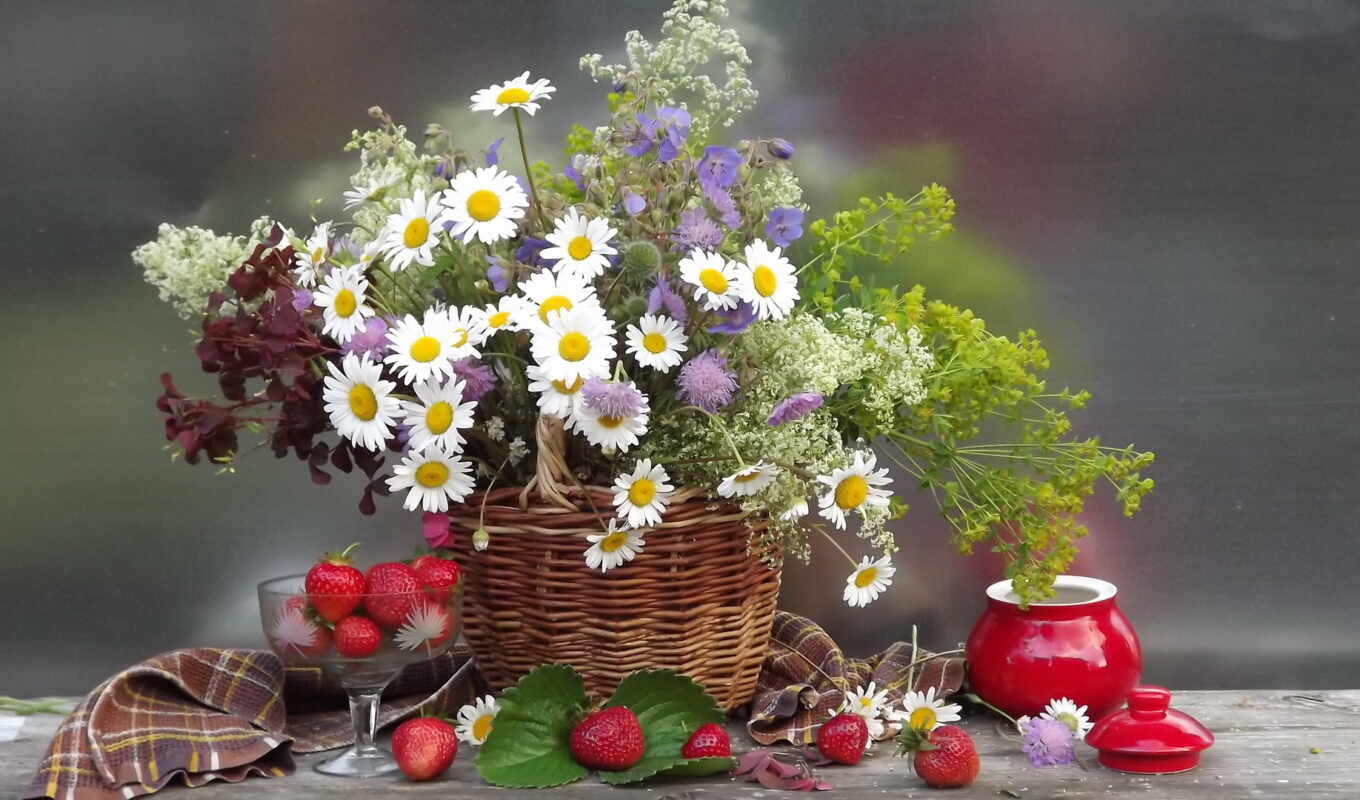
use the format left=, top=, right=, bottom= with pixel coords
left=446, top=416, right=781, bottom=711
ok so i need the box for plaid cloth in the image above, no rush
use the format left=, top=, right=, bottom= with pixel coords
left=25, top=645, right=483, bottom=800
left=747, top=612, right=967, bottom=746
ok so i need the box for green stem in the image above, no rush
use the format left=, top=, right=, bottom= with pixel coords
left=512, top=108, right=544, bottom=229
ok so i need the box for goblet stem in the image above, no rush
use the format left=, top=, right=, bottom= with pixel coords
left=350, top=688, right=382, bottom=757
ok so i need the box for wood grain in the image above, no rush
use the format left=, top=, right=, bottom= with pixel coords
left=3, top=690, right=1357, bottom=798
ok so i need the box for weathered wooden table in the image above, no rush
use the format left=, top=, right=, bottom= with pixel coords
left=3, top=690, right=1357, bottom=798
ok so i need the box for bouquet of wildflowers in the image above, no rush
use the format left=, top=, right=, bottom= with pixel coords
left=139, top=0, right=1152, bottom=605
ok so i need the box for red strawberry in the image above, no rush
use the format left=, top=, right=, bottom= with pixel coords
left=902, top=724, right=980, bottom=789
left=391, top=717, right=458, bottom=781
left=817, top=712, right=868, bottom=765
left=333, top=615, right=382, bottom=658
left=568, top=707, right=646, bottom=771
left=364, top=562, right=423, bottom=629
left=411, top=554, right=462, bottom=605
left=681, top=722, right=731, bottom=759
left=305, top=543, right=366, bottom=623
left=279, top=596, right=331, bottom=657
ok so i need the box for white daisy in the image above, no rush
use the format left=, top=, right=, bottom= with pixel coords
left=394, top=602, right=452, bottom=654
left=528, top=306, right=616, bottom=386
left=469, top=71, right=556, bottom=116
left=293, top=220, right=333, bottom=287
left=271, top=604, right=324, bottom=655
left=343, top=163, right=401, bottom=210
left=526, top=364, right=595, bottom=419
left=455, top=695, right=500, bottom=745
left=780, top=499, right=810, bottom=521
left=842, top=554, right=895, bottom=608
left=892, top=687, right=962, bottom=733
left=442, top=166, right=528, bottom=245
left=540, top=208, right=618, bottom=280
left=612, top=459, right=674, bottom=529
left=573, top=390, right=648, bottom=453
left=816, top=451, right=893, bottom=530
left=378, top=189, right=448, bottom=272
left=840, top=682, right=892, bottom=740
left=624, top=313, right=687, bottom=372
left=313, top=265, right=374, bottom=344
left=717, top=461, right=780, bottom=498
left=387, top=446, right=475, bottom=512
left=446, top=304, right=491, bottom=350
left=322, top=354, right=400, bottom=452
left=517, top=266, right=601, bottom=327
left=401, top=377, right=476, bottom=454
left=1040, top=697, right=1093, bottom=740
left=384, top=309, right=463, bottom=385
left=734, top=239, right=798, bottom=320
left=583, top=520, right=646, bottom=573
left=475, top=295, right=527, bottom=336
left=678, top=249, right=741, bottom=311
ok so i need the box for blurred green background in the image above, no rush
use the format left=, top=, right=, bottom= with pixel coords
left=3, top=0, right=1358, bottom=695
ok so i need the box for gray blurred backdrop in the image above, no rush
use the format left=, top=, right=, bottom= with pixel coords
left=3, top=0, right=1358, bottom=697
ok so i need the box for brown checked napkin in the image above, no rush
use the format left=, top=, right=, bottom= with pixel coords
left=25, top=645, right=484, bottom=800
left=747, top=611, right=967, bottom=746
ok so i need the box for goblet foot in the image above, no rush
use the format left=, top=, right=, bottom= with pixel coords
left=315, top=744, right=403, bottom=777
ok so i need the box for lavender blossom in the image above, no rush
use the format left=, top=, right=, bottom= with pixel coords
left=342, top=316, right=390, bottom=358
left=290, top=289, right=314, bottom=313
left=697, top=145, right=742, bottom=193
left=452, top=358, right=496, bottom=403
left=622, top=188, right=646, bottom=216
left=515, top=236, right=550, bottom=268
left=581, top=378, right=644, bottom=418
left=709, top=187, right=741, bottom=229
left=673, top=207, right=724, bottom=251
left=1021, top=718, right=1076, bottom=767
left=766, top=392, right=823, bottom=426
left=485, top=258, right=510, bottom=292
left=769, top=138, right=796, bottom=159
left=647, top=275, right=689, bottom=323
left=563, top=164, right=585, bottom=192
left=677, top=350, right=738, bottom=412
left=626, top=106, right=691, bottom=162
left=706, top=300, right=757, bottom=334
left=765, top=207, right=805, bottom=247
left=484, top=137, right=504, bottom=167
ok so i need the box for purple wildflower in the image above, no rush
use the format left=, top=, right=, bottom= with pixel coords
left=515, top=236, right=550, bottom=268
left=563, top=164, right=585, bottom=192
left=676, top=350, right=738, bottom=412
left=709, top=187, right=742, bottom=229
left=452, top=358, right=496, bottom=403
left=767, top=392, right=824, bottom=426
left=291, top=289, right=314, bottom=313
left=1021, top=718, right=1076, bottom=767
left=765, top=207, right=805, bottom=247
left=484, top=137, right=504, bottom=167
left=707, top=300, right=757, bottom=334
left=673, top=207, right=724, bottom=251
left=485, top=258, right=510, bottom=292
left=581, top=378, right=644, bottom=418
left=647, top=275, right=689, bottom=323
left=342, top=316, right=390, bottom=358
left=626, top=106, right=691, bottom=162
left=622, top=188, right=646, bottom=216
left=697, top=146, right=742, bottom=193
left=769, top=138, right=796, bottom=160
left=335, top=234, right=362, bottom=260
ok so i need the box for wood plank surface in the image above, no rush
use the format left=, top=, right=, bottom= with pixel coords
left=3, top=690, right=1358, bottom=798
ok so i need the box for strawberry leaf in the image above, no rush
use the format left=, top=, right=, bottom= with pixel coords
left=598, top=670, right=727, bottom=785
left=475, top=664, right=589, bottom=788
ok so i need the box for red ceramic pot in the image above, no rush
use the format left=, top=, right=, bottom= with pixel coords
left=965, top=576, right=1141, bottom=719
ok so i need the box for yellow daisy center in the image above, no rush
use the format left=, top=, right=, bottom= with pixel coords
left=472, top=715, right=494, bottom=741
left=333, top=289, right=357, bottom=318
left=859, top=697, right=874, bottom=708
left=425, top=401, right=454, bottom=435
left=1056, top=712, right=1080, bottom=732
left=488, top=310, right=511, bottom=328
left=835, top=475, right=869, bottom=510
left=557, top=331, right=590, bottom=362
left=854, top=566, right=879, bottom=588
left=598, top=416, right=623, bottom=429
left=410, top=336, right=441, bottom=363
left=599, top=531, right=629, bottom=553
left=753, top=265, right=778, bottom=297
left=467, top=189, right=501, bottom=222
left=567, top=235, right=594, bottom=261
left=311, top=246, right=325, bottom=263
left=552, top=377, right=584, bottom=395
left=496, top=86, right=530, bottom=105
left=909, top=707, right=938, bottom=731
left=402, top=217, right=430, bottom=248
left=628, top=478, right=656, bottom=507
left=699, top=267, right=728, bottom=294
left=538, top=295, right=573, bottom=323
left=642, top=332, right=668, bottom=354
left=452, top=328, right=469, bottom=348
left=348, top=384, right=377, bottom=421
left=416, top=461, right=449, bottom=488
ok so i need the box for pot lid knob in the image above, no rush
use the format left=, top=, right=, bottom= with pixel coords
left=1127, top=685, right=1171, bottom=720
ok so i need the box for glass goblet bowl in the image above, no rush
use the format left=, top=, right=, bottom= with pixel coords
left=257, top=573, right=463, bottom=777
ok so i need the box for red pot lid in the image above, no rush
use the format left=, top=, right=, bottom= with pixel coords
left=1086, top=686, right=1214, bottom=774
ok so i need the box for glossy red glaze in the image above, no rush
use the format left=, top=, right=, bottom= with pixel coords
left=965, top=576, right=1141, bottom=719
left=1086, top=685, right=1214, bottom=774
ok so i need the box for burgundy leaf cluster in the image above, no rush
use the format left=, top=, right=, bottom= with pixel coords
left=734, top=750, right=832, bottom=791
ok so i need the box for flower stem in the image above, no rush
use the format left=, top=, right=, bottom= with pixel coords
left=512, top=108, right=544, bottom=229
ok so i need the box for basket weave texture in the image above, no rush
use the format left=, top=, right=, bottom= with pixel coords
left=445, top=416, right=781, bottom=711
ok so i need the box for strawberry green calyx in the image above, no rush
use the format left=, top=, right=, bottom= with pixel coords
left=323, top=542, right=361, bottom=565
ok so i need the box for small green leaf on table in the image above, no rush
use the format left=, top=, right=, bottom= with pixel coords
left=475, top=664, right=590, bottom=788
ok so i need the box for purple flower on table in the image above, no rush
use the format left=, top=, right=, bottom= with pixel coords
left=769, top=138, right=796, bottom=160
left=676, top=350, right=738, bottom=413
left=290, top=289, right=314, bottom=313
left=1021, top=718, right=1076, bottom=767
left=673, top=207, right=724, bottom=251
left=581, top=378, right=644, bottom=418
left=484, top=258, right=510, bottom=292
left=626, top=106, right=691, bottom=162
left=342, top=316, right=390, bottom=358
left=706, top=300, right=757, bottom=334
left=484, top=137, right=504, bottom=167
left=766, top=392, right=823, bottom=426
left=647, top=275, right=689, bottom=323
left=697, top=145, right=742, bottom=195
left=765, top=207, right=805, bottom=247
left=622, top=188, right=646, bottom=216
left=515, top=236, right=550, bottom=268
left=452, top=358, right=496, bottom=403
